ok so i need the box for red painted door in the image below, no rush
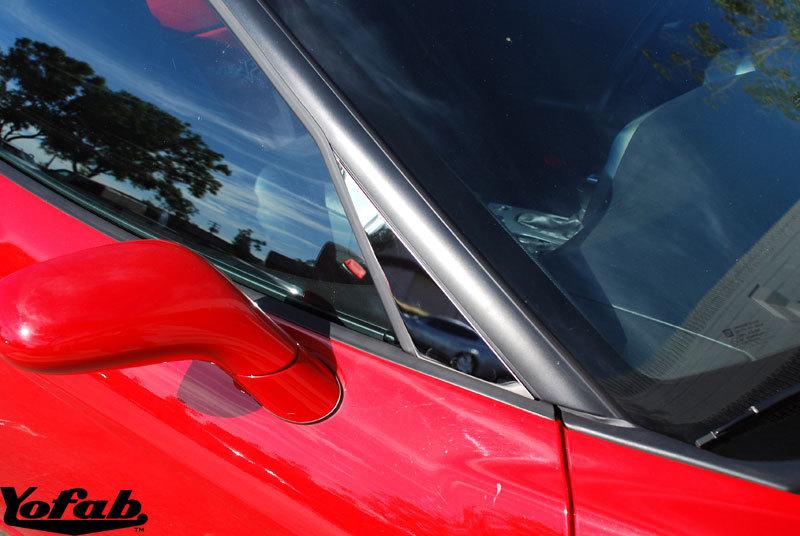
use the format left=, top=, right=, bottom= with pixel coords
left=565, top=430, right=800, bottom=535
left=0, top=176, right=570, bottom=534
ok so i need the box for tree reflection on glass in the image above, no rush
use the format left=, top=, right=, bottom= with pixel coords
left=643, top=0, right=800, bottom=122
left=232, top=228, right=267, bottom=262
left=0, top=37, right=229, bottom=218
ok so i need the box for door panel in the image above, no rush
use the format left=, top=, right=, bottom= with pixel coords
left=566, top=429, right=800, bottom=535
left=0, top=175, right=569, bottom=534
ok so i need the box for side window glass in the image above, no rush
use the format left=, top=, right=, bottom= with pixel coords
left=0, top=1, right=394, bottom=341
left=343, top=168, right=517, bottom=385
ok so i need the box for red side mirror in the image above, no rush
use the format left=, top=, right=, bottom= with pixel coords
left=0, top=240, right=341, bottom=423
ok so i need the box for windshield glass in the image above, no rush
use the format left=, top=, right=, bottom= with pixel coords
left=271, top=0, right=800, bottom=447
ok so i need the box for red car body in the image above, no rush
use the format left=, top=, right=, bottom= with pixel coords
left=2, top=172, right=799, bottom=535
left=1, top=0, right=800, bottom=533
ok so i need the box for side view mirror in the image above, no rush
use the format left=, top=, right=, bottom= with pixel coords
left=0, top=240, right=341, bottom=423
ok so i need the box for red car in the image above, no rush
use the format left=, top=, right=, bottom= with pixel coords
left=0, top=0, right=799, bottom=534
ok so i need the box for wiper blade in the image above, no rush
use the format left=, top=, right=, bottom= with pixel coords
left=695, top=383, right=800, bottom=448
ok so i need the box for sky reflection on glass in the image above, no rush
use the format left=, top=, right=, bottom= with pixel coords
left=0, top=0, right=347, bottom=262
left=0, top=0, right=391, bottom=337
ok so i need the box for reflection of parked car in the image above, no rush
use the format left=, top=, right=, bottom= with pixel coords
left=402, top=311, right=511, bottom=383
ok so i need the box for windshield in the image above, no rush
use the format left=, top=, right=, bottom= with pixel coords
left=271, top=0, right=800, bottom=449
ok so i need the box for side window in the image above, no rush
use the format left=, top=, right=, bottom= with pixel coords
left=0, top=1, right=394, bottom=341
left=343, top=168, right=518, bottom=386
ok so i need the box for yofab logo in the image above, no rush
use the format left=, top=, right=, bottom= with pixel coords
left=1, top=487, right=148, bottom=535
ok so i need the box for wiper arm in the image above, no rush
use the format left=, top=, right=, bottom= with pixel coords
left=695, top=383, right=800, bottom=448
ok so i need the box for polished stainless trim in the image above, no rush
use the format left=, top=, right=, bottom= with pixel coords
left=210, top=0, right=619, bottom=416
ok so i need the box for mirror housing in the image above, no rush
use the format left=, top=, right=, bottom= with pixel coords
left=0, top=240, right=341, bottom=423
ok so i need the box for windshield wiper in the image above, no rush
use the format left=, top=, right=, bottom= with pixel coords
left=695, top=383, right=800, bottom=448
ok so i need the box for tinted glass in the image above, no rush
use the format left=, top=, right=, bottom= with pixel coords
left=272, top=0, right=800, bottom=449
left=344, top=168, right=516, bottom=385
left=0, top=0, right=394, bottom=340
